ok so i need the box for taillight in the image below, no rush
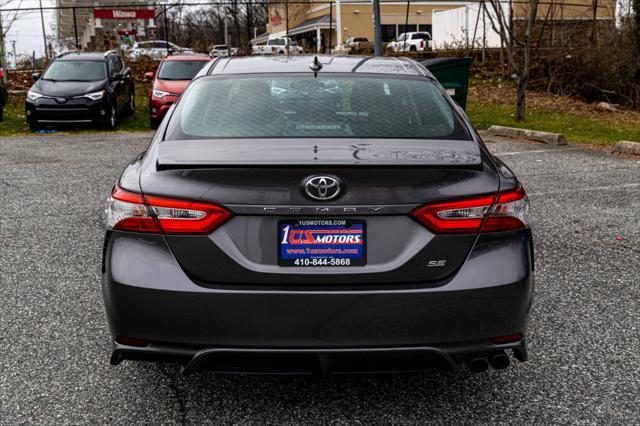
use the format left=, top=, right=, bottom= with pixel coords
left=411, top=186, right=529, bottom=234
left=490, top=333, right=523, bottom=344
left=106, top=185, right=232, bottom=234
left=420, top=39, right=425, bottom=48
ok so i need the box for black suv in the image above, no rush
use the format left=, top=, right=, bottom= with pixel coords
left=26, top=50, right=135, bottom=131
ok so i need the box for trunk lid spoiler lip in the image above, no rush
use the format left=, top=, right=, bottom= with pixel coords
left=155, top=138, right=482, bottom=170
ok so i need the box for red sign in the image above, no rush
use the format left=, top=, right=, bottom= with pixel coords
left=93, top=9, right=155, bottom=20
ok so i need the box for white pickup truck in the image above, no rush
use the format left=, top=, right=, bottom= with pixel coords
left=253, top=38, right=304, bottom=55
left=386, top=32, right=432, bottom=53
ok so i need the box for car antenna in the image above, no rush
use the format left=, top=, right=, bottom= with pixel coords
left=309, top=56, right=322, bottom=77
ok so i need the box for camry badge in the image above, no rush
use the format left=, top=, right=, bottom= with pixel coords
left=304, top=176, right=341, bottom=201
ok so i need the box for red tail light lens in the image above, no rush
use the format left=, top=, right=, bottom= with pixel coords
left=106, top=185, right=232, bottom=234
left=144, top=194, right=232, bottom=234
left=411, top=186, right=529, bottom=234
left=490, top=333, right=523, bottom=344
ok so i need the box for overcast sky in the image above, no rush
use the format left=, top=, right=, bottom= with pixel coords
left=2, top=0, right=55, bottom=61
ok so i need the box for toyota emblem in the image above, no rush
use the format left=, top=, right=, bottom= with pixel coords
left=304, top=176, right=341, bottom=201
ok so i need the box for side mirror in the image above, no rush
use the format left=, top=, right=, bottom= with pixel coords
left=32, top=72, right=41, bottom=81
left=144, top=71, right=155, bottom=80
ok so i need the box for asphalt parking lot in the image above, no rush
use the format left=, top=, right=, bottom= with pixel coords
left=1, top=132, right=638, bottom=424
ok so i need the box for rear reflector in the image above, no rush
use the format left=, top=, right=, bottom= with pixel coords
left=411, top=185, right=529, bottom=234
left=490, top=333, right=524, bottom=344
left=106, top=184, right=232, bottom=234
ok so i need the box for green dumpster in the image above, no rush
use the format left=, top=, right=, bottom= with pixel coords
left=421, top=57, right=472, bottom=110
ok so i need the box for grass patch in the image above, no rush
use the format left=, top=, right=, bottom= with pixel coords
left=0, top=84, right=153, bottom=136
left=467, top=100, right=640, bottom=145
left=466, top=79, right=640, bottom=146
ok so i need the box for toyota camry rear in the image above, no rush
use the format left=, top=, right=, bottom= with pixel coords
left=102, top=56, right=533, bottom=375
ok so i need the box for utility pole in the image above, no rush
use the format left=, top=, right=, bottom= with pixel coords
left=163, top=4, right=169, bottom=54
left=285, top=0, right=289, bottom=54
left=0, top=10, right=7, bottom=83
left=403, top=0, right=410, bottom=53
left=373, top=0, right=382, bottom=56
left=73, top=7, right=79, bottom=49
left=335, top=0, right=342, bottom=50
left=224, top=14, right=229, bottom=55
left=38, top=0, right=48, bottom=59
left=328, top=2, right=332, bottom=53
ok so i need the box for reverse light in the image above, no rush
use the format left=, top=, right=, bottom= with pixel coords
left=105, top=185, right=232, bottom=234
left=411, top=186, right=530, bottom=234
left=27, top=90, right=44, bottom=101
left=152, top=89, right=171, bottom=98
left=84, top=90, right=106, bottom=101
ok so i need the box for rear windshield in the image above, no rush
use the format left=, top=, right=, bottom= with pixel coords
left=158, top=60, right=209, bottom=80
left=166, top=75, right=470, bottom=140
left=42, top=60, right=106, bottom=82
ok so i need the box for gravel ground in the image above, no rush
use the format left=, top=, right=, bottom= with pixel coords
left=1, top=132, right=638, bottom=424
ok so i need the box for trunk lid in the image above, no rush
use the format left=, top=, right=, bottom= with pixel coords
left=141, top=139, right=499, bottom=286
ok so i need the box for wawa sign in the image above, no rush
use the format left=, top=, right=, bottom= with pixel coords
left=93, top=9, right=155, bottom=20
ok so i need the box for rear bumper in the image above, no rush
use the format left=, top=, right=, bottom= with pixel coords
left=111, top=340, right=528, bottom=375
left=102, top=230, right=534, bottom=372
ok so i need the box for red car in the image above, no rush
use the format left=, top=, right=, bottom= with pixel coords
left=146, top=53, right=210, bottom=128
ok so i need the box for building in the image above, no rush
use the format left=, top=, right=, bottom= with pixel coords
left=56, top=0, right=157, bottom=51
left=252, top=0, right=617, bottom=52
left=254, top=1, right=463, bottom=51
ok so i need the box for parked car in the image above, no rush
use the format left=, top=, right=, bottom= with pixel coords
left=146, top=52, right=210, bottom=128
left=25, top=51, right=135, bottom=131
left=387, top=32, right=432, bottom=53
left=345, top=36, right=371, bottom=52
left=104, top=55, right=533, bottom=375
left=252, top=37, right=303, bottom=55
left=0, top=68, right=7, bottom=122
left=210, top=45, right=241, bottom=57
left=129, top=40, right=184, bottom=61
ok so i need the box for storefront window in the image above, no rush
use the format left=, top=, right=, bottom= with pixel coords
left=381, top=25, right=396, bottom=42
left=398, top=24, right=417, bottom=34
left=419, top=24, right=433, bottom=35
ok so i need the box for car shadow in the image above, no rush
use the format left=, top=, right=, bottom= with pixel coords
left=138, top=362, right=525, bottom=421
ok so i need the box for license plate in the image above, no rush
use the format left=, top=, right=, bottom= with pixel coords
left=278, top=219, right=366, bottom=267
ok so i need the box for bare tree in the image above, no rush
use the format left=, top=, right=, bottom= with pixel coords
left=1, top=0, right=25, bottom=38
left=634, top=0, right=640, bottom=52
left=484, top=0, right=539, bottom=120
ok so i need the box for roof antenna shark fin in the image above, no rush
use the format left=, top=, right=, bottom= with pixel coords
left=309, top=56, right=323, bottom=77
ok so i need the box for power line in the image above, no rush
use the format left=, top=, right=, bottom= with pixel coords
left=0, top=0, right=609, bottom=13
